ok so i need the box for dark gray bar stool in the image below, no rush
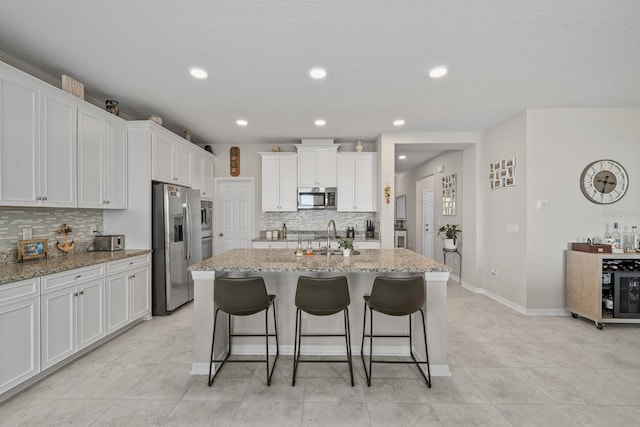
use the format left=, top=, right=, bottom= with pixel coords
left=292, top=275, right=354, bottom=386
left=208, top=276, right=279, bottom=386
left=360, top=276, right=431, bottom=388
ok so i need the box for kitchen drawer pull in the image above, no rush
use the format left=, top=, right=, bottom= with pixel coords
left=130, top=274, right=136, bottom=279
left=129, top=261, right=134, bottom=265
left=73, top=292, right=79, bottom=297
left=79, top=290, right=84, bottom=295
left=75, top=275, right=82, bottom=279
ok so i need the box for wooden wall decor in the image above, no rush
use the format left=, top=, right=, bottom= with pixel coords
left=230, top=146, right=240, bottom=176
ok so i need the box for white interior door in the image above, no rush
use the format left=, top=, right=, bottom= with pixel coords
left=422, top=189, right=435, bottom=258
left=215, top=178, right=254, bottom=255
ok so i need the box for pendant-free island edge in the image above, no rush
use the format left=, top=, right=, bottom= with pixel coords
left=189, top=248, right=451, bottom=377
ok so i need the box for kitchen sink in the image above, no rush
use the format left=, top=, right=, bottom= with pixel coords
left=296, top=250, right=361, bottom=255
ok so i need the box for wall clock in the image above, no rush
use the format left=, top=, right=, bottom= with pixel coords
left=579, top=159, right=628, bottom=204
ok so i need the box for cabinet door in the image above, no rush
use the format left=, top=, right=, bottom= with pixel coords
left=261, top=155, right=281, bottom=211
left=151, top=133, right=174, bottom=183
left=40, top=87, right=77, bottom=207
left=353, top=155, right=375, bottom=211
left=104, top=115, right=127, bottom=209
left=278, top=155, right=298, bottom=211
left=173, top=142, right=192, bottom=186
left=0, top=296, right=40, bottom=395
left=77, top=105, right=105, bottom=208
left=41, top=286, right=76, bottom=369
left=0, top=65, right=40, bottom=206
left=316, top=147, right=337, bottom=187
left=191, top=152, right=202, bottom=191
left=130, top=265, right=150, bottom=320
left=337, top=155, right=356, bottom=211
left=77, top=278, right=105, bottom=350
left=105, top=272, right=130, bottom=334
left=201, top=157, right=214, bottom=199
left=296, top=149, right=317, bottom=187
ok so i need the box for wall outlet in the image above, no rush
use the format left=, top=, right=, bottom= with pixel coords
left=490, top=268, right=498, bottom=278
left=22, top=227, right=32, bottom=240
left=90, top=224, right=97, bottom=233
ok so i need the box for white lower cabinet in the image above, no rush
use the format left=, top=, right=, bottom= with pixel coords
left=253, top=241, right=290, bottom=249
left=40, top=276, right=105, bottom=370
left=0, top=279, right=40, bottom=395
left=106, top=254, right=151, bottom=334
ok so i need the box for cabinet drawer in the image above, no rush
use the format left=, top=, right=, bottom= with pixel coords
left=0, top=278, right=40, bottom=306
left=106, top=254, right=151, bottom=275
left=42, top=264, right=105, bottom=294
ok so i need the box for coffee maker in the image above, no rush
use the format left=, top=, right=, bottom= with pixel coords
left=346, top=227, right=355, bottom=238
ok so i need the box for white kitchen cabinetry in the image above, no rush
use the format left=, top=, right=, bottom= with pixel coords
left=40, top=265, right=106, bottom=370
left=260, top=152, right=298, bottom=211
left=152, top=128, right=192, bottom=186
left=77, top=103, right=128, bottom=209
left=354, top=241, right=381, bottom=249
left=0, top=278, right=40, bottom=395
left=295, top=145, right=338, bottom=187
left=200, top=156, right=215, bottom=200
left=337, top=153, right=377, bottom=212
left=105, top=254, right=151, bottom=333
left=0, top=63, right=77, bottom=207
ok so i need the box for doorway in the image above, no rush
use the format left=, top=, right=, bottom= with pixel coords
left=214, top=178, right=254, bottom=255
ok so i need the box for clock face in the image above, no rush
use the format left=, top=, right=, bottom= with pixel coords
left=580, top=159, right=628, bottom=204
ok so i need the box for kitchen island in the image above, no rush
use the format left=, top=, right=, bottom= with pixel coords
left=189, top=248, right=451, bottom=377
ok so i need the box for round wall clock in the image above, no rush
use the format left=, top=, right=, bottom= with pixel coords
left=580, top=159, right=628, bottom=204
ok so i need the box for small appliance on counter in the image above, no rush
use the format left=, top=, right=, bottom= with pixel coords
left=366, top=221, right=375, bottom=238
left=94, top=235, right=125, bottom=251
left=346, top=227, right=355, bottom=238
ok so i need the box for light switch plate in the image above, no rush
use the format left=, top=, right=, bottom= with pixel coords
left=507, top=224, right=519, bottom=233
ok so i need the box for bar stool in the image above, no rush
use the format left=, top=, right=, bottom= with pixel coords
left=208, top=276, right=279, bottom=386
left=360, top=276, right=431, bottom=388
left=292, top=276, right=354, bottom=386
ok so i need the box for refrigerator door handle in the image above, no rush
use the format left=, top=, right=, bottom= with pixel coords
left=184, top=205, right=190, bottom=261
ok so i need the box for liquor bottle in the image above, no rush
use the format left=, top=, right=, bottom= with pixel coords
left=612, top=222, right=622, bottom=251
left=633, top=226, right=640, bottom=252
left=282, top=223, right=287, bottom=239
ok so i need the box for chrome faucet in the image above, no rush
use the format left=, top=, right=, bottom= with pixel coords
left=327, top=219, right=337, bottom=255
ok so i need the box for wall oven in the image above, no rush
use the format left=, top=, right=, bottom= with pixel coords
left=298, top=187, right=337, bottom=210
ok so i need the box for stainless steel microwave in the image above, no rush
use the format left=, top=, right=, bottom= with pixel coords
left=298, top=187, right=337, bottom=210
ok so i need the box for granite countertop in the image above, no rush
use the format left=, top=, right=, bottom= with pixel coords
left=189, top=248, right=450, bottom=273
left=0, top=249, right=152, bottom=286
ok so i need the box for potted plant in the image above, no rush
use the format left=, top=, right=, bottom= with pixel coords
left=438, top=224, right=461, bottom=250
left=338, top=238, right=354, bottom=256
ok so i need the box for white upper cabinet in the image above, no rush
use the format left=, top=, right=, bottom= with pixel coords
left=200, top=155, right=215, bottom=200
left=0, top=63, right=77, bottom=207
left=295, top=145, right=338, bottom=188
left=77, top=103, right=127, bottom=209
left=337, top=152, right=377, bottom=212
left=260, top=152, right=297, bottom=211
left=151, top=125, right=193, bottom=186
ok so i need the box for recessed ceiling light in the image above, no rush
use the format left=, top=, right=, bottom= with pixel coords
left=236, top=119, right=248, bottom=126
left=189, top=67, right=208, bottom=79
left=314, top=119, right=326, bottom=126
left=398, top=155, right=407, bottom=160
left=429, top=66, right=448, bottom=78
left=309, top=67, right=327, bottom=79
left=393, top=119, right=405, bottom=126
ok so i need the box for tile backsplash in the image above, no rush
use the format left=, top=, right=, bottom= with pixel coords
left=260, top=211, right=378, bottom=237
left=0, top=207, right=103, bottom=264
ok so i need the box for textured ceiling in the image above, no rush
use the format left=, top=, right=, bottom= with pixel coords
left=1, top=0, right=639, bottom=172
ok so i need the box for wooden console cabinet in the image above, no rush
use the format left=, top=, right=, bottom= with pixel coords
left=566, top=250, right=640, bottom=329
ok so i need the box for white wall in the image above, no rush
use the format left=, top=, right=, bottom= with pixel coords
left=525, top=108, right=640, bottom=310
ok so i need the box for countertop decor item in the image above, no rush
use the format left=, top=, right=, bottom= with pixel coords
left=355, top=140, right=363, bottom=152
left=17, top=238, right=48, bottom=263
left=184, top=130, right=192, bottom=141
left=61, top=75, right=84, bottom=100
left=384, top=183, right=391, bottom=204
left=438, top=224, right=461, bottom=250
left=230, top=146, right=240, bottom=176
left=338, top=238, right=354, bottom=256
left=56, top=223, right=75, bottom=253
left=272, top=145, right=281, bottom=152
left=579, top=159, right=628, bottom=204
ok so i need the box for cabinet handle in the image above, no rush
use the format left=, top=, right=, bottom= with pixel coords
left=129, top=261, right=134, bottom=265
left=36, top=196, right=42, bottom=200
left=106, top=200, right=110, bottom=204
left=75, top=275, right=82, bottom=279
left=42, top=196, right=47, bottom=201
left=73, top=292, right=79, bottom=297
left=79, top=290, right=84, bottom=295
left=130, top=274, right=136, bottom=279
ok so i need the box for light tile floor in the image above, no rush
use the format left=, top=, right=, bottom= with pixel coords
left=2, top=281, right=640, bottom=426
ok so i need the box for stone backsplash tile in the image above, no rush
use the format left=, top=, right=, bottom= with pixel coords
left=260, top=211, right=378, bottom=238
left=0, top=207, right=103, bottom=264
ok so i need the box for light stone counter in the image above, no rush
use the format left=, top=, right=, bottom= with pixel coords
left=0, top=250, right=152, bottom=286
left=189, top=248, right=451, bottom=378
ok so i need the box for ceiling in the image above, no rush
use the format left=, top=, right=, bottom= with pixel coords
left=1, top=1, right=639, bottom=173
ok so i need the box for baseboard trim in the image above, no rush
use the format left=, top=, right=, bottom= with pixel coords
left=461, top=283, right=569, bottom=316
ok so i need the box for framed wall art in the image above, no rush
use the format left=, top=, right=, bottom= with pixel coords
left=18, top=238, right=48, bottom=262
left=230, top=146, right=240, bottom=176
left=489, top=157, right=516, bottom=190
left=442, top=173, right=456, bottom=216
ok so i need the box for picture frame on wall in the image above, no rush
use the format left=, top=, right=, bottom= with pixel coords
left=18, top=238, right=48, bottom=262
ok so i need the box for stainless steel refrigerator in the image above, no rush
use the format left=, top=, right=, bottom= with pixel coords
left=152, top=182, right=202, bottom=315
